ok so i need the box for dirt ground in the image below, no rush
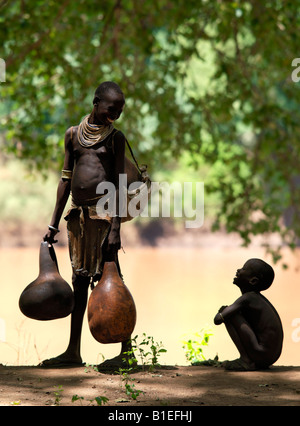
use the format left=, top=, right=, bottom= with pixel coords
left=0, top=363, right=299, bottom=407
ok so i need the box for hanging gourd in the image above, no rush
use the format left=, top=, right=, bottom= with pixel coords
left=88, top=261, right=136, bottom=344
left=19, top=241, right=74, bottom=320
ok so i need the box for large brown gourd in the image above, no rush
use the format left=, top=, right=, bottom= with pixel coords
left=88, top=261, right=136, bottom=344
left=19, top=241, right=74, bottom=320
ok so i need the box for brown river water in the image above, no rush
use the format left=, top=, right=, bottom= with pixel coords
left=0, top=243, right=299, bottom=367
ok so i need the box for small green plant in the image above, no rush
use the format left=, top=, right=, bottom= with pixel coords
left=72, top=394, right=109, bottom=406
left=129, top=333, right=167, bottom=370
left=94, top=396, right=109, bottom=406
left=84, top=362, right=100, bottom=373
left=118, top=367, right=144, bottom=401
left=117, top=333, right=167, bottom=401
left=182, top=328, right=213, bottom=365
left=124, top=383, right=144, bottom=401
left=10, top=400, right=21, bottom=405
left=72, top=394, right=84, bottom=405
left=53, top=385, right=64, bottom=405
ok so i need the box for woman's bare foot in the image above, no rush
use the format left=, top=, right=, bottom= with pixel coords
left=98, top=352, right=137, bottom=371
left=39, top=352, right=83, bottom=368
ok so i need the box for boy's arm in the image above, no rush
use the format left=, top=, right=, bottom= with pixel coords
left=106, top=130, right=125, bottom=254
left=43, top=128, right=74, bottom=244
left=214, top=295, right=247, bottom=325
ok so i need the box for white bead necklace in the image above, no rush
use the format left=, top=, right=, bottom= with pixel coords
left=77, top=114, right=114, bottom=147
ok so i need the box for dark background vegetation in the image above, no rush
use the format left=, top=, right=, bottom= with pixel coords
left=1, top=0, right=300, bottom=263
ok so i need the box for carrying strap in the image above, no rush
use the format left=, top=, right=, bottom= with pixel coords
left=111, top=129, right=144, bottom=174
left=125, top=138, right=142, bottom=172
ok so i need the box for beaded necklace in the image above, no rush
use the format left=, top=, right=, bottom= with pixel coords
left=77, top=114, right=114, bottom=147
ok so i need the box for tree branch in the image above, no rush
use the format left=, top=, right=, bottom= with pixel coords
left=5, top=0, right=71, bottom=68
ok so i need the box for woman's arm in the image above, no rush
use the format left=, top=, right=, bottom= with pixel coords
left=43, top=127, right=74, bottom=243
left=106, top=130, right=125, bottom=254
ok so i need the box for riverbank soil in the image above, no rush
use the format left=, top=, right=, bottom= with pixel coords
left=0, top=363, right=299, bottom=406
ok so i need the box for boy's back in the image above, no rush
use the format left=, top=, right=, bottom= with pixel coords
left=239, top=291, right=283, bottom=362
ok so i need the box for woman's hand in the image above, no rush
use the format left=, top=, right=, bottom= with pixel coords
left=107, top=226, right=121, bottom=254
left=43, top=227, right=59, bottom=244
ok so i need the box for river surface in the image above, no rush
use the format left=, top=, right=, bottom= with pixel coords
left=0, top=245, right=300, bottom=367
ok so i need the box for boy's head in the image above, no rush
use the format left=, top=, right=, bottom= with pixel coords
left=233, top=258, right=274, bottom=292
left=92, top=81, right=125, bottom=125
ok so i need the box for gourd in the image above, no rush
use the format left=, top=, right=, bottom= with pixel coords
left=88, top=261, right=136, bottom=343
left=19, top=241, right=74, bottom=320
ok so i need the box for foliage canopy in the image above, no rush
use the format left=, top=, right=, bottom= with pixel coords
left=1, top=0, right=300, bottom=260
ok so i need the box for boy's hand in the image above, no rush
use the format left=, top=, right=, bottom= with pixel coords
left=214, top=306, right=228, bottom=325
left=214, top=311, right=225, bottom=325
